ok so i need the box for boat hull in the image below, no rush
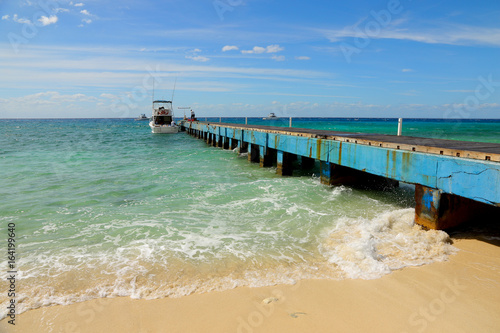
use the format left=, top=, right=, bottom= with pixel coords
left=149, top=122, right=180, bottom=134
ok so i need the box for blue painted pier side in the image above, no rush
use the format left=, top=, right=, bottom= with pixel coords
left=181, top=121, right=500, bottom=230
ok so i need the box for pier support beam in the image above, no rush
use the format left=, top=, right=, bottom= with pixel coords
left=259, top=147, right=276, bottom=167
left=301, top=156, right=315, bottom=170
left=248, top=144, right=260, bottom=163
left=414, top=185, right=487, bottom=230
left=320, top=161, right=335, bottom=185
left=239, top=141, right=248, bottom=154
left=320, top=162, right=398, bottom=189
left=277, top=151, right=294, bottom=176
left=230, top=139, right=238, bottom=150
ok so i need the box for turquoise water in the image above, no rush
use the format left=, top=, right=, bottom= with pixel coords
left=1, top=118, right=498, bottom=318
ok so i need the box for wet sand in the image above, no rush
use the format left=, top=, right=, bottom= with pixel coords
left=2, top=235, right=500, bottom=333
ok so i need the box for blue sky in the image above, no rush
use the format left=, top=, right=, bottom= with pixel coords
left=1, top=0, right=500, bottom=118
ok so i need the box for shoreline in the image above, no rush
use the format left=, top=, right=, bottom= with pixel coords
left=3, top=234, right=500, bottom=333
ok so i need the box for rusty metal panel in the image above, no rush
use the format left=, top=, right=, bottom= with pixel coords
left=232, top=128, right=242, bottom=140
left=268, top=133, right=329, bottom=161
left=327, top=143, right=439, bottom=189
left=249, top=131, right=268, bottom=146
left=241, top=129, right=249, bottom=143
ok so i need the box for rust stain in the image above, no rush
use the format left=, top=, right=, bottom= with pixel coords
left=391, top=150, right=398, bottom=178
left=338, top=142, right=342, bottom=165
left=317, top=139, right=322, bottom=160
left=386, top=150, right=391, bottom=177
left=402, top=151, right=411, bottom=175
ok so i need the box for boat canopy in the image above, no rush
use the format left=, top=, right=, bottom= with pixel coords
left=153, top=100, right=172, bottom=104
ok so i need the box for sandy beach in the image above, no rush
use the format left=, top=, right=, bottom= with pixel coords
left=3, top=229, right=500, bottom=333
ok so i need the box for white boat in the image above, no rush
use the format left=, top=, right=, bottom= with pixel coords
left=262, top=112, right=279, bottom=120
left=135, top=114, right=149, bottom=121
left=149, top=100, right=180, bottom=134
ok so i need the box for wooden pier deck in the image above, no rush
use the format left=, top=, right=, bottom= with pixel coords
left=181, top=121, right=500, bottom=230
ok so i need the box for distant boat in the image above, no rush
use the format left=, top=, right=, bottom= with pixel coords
left=149, top=100, right=180, bottom=134
left=263, top=112, right=279, bottom=120
left=135, top=114, right=149, bottom=121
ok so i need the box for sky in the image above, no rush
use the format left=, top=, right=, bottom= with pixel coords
left=1, top=0, right=500, bottom=119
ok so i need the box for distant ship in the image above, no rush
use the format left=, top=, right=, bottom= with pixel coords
left=135, top=114, right=149, bottom=121
left=262, top=112, right=279, bottom=120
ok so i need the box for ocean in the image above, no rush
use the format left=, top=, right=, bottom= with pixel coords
left=1, top=118, right=499, bottom=319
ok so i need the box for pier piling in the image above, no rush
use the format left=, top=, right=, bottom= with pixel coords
left=414, top=185, right=488, bottom=230
left=277, top=151, right=294, bottom=176
left=248, top=144, right=260, bottom=163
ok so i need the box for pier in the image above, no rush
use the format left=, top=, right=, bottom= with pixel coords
left=181, top=121, right=500, bottom=230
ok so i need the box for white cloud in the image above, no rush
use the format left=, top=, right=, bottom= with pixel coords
left=74, top=3, right=84, bottom=6
left=443, top=90, right=475, bottom=93
left=82, top=18, right=92, bottom=24
left=242, top=46, right=266, bottom=54
left=398, top=90, right=419, bottom=96
left=100, top=93, right=117, bottom=99
left=12, top=14, right=31, bottom=24
left=186, top=55, right=210, bottom=62
left=222, top=45, right=239, bottom=52
left=38, top=15, right=58, bottom=26
left=193, top=48, right=202, bottom=53
left=295, top=56, right=310, bottom=60
left=242, top=45, right=284, bottom=54
left=323, top=22, right=500, bottom=47
left=80, top=9, right=91, bottom=15
left=2, top=15, right=9, bottom=20
left=12, top=91, right=97, bottom=103
left=272, top=55, right=285, bottom=61
left=0, top=91, right=116, bottom=118
left=265, top=44, right=284, bottom=53
left=402, top=68, right=414, bottom=72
